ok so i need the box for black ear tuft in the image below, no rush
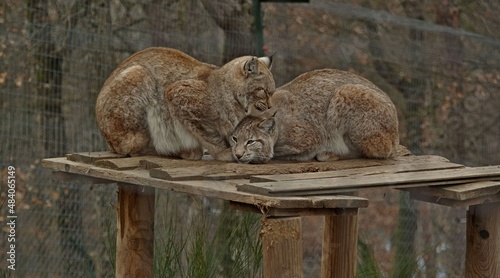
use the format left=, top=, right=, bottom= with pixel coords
left=258, top=52, right=275, bottom=70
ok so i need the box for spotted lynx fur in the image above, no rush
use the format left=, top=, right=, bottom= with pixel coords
left=230, top=69, right=399, bottom=163
left=96, top=47, right=274, bottom=160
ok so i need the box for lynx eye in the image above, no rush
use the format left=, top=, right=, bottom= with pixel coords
left=255, top=101, right=267, bottom=111
left=246, top=140, right=256, bottom=145
left=231, top=135, right=238, bottom=143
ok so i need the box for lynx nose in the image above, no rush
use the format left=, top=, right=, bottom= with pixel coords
left=234, top=152, right=243, bottom=159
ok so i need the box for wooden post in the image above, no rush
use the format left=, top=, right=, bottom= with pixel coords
left=321, top=209, right=359, bottom=278
left=465, top=201, right=500, bottom=277
left=116, top=183, right=155, bottom=278
left=261, top=216, right=303, bottom=278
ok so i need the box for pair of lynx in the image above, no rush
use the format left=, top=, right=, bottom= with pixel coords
left=96, top=47, right=399, bottom=164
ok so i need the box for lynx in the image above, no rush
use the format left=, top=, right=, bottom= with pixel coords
left=96, top=47, right=274, bottom=160
left=230, top=69, right=399, bottom=163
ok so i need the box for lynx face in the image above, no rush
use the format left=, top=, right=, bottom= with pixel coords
left=230, top=116, right=276, bottom=163
left=221, top=56, right=275, bottom=113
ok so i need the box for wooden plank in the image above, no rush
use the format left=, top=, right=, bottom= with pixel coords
left=69, top=153, right=218, bottom=170
left=96, top=155, right=189, bottom=171
left=250, top=160, right=464, bottom=183
left=230, top=201, right=359, bottom=217
left=66, top=151, right=126, bottom=164
left=408, top=191, right=500, bottom=207
left=405, top=181, right=500, bottom=201
left=149, top=155, right=448, bottom=181
left=149, top=159, right=386, bottom=181
left=41, top=157, right=369, bottom=210
left=261, top=217, right=303, bottom=278
left=52, top=171, right=114, bottom=184
left=322, top=210, right=359, bottom=278
left=94, top=157, right=142, bottom=170
left=238, top=166, right=500, bottom=196
left=138, top=155, right=224, bottom=169
left=465, top=202, right=500, bottom=277
left=285, top=177, right=500, bottom=196
left=116, top=183, right=155, bottom=278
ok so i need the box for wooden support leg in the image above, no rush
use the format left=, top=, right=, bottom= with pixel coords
left=321, top=209, right=359, bottom=278
left=261, top=216, right=303, bottom=278
left=465, top=201, right=500, bottom=277
left=116, top=183, right=155, bottom=278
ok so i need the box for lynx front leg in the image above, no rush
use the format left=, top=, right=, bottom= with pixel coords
left=209, top=147, right=234, bottom=161
left=166, top=80, right=235, bottom=162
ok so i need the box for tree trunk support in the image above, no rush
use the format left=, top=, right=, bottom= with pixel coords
left=259, top=208, right=359, bottom=278
left=116, top=183, right=155, bottom=278
left=465, top=201, right=500, bottom=277
left=261, top=216, right=303, bottom=278
left=321, top=209, right=359, bottom=278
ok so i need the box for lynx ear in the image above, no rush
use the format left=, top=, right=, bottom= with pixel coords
left=268, top=106, right=278, bottom=118
left=258, top=52, right=274, bottom=70
left=243, top=57, right=259, bottom=77
left=258, top=117, right=276, bottom=134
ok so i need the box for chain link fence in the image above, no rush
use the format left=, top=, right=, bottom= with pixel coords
left=1, top=0, right=499, bottom=277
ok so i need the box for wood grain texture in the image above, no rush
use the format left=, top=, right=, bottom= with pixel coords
left=408, top=191, right=500, bottom=207
left=66, top=151, right=126, bottom=164
left=148, top=155, right=452, bottom=181
left=321, top=211, right=359, bottom=278
left=251, top=156, right=460, bottom=182
left=465, top=202, right=500, bottom=277
left=405, top=181, right=500, bottom=201
left=94, top=156, right=147, bottom=170
left=261, top=217, right=303, bottom=278
left=239, top=166, right=500, bottom=196
left=41, top=157, right=368, bottom=210
left=116, top=183, right=155, bottom=278
left=230, top=201, right=359, bottom=217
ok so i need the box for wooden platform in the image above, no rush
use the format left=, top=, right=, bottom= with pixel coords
left=41, top=152, right=500, bottom=278
left=43, top=152, right=375, bottom=214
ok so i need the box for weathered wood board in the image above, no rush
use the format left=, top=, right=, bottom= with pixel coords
left=250, top=159, right=464, bottom=183
left=237, top=166, right=500, bottom=196
left=65, top=152, right=442, bottom=181
left=66, top=151, right=126, bottom=164
left=149, top=155, right=452, bottom=181
left=48, top=152, right=500, bottom=203
left=41, top=156, right=369, bottom=211
left=402, top=180, right=500, bottom=207
left=407, top=180, right=500, bottom=201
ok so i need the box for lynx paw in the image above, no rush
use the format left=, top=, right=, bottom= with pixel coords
left=211, top=148, right=235, bottom=162
left=316, top=152, right=342, bottom=162
left=179, top=148, right=204, bottom=160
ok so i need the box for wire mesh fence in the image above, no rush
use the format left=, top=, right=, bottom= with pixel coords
left=1, top=0, right=499, bottom=277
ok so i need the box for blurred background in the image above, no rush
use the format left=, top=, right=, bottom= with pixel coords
left=1, top=0, right=499, bottom=277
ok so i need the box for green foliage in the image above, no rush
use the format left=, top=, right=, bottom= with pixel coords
left=0, top=269, right=13, bottom=278
left=357, top=237, right=383, bottom=278
left=183, top=201, right=263, bottom=278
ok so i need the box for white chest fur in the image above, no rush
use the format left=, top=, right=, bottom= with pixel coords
left=146, top=108, right=200, bottom=155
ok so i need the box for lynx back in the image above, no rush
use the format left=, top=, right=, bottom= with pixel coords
left=230, top=69, right=399, bottom=163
